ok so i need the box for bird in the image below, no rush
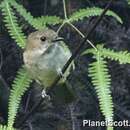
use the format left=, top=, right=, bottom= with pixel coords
left=23, top=28, right=75, bottom=104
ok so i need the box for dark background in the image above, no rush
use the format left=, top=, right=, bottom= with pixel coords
left=0, top=0, right=130, bottom=130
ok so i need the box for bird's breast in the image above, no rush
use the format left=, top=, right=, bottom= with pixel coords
left=23, top=42, right=71, bottom=88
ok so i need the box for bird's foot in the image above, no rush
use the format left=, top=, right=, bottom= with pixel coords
left=41, top=89, right=50, bottom=100
left=57, top=68, right=67, bottom=81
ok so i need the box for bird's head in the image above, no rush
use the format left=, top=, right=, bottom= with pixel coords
left=25, top=28, right=64, bottom=54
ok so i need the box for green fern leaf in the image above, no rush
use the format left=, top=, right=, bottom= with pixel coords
left=0, top=125, right=15, bottom=130
left=83, top=44, right=130, bottom=64
left=34, top=16, right=63, bottom=29
left=9, top=0, right=36, bottom=29
left=68, top=7, right=122, bottom=24
left=0, top=0, right=26, bottom=48
left=8, top=66, right=32, bottom=128
left=9, top=0, right=62, bottom=29
left=88, top=52, right=113, bottom=127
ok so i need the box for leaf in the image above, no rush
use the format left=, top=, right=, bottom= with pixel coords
left=9, top=0, right=36, bottom=29
left=8, top=66, right=32, bottom=128
left=83, top=44, right=130, bottom=64
left=9, top=0, right=63, bottom=29
left=68, top=7, right=123, bottom=24
left=0, top=0, right=26, bottom=48
left=88, top=52, right=113, bottom=129
left=0, top=125, right=15, bottom=130
left=34, top=16, right=63, bottom=29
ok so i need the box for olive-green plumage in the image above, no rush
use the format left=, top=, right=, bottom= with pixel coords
left=23, top=28, right=75, bottom=104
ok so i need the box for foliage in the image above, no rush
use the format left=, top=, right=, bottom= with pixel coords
left=33, top=16, right=62, bottom=30
left=83, top=44, right=130, bottom=130
left=83, top=44, right=130, bottom=64
left=88, top=52, right=113, bottom=130
left=0, top=125, right=15, bottom=130
left=0, top=0, right=26, bottom=48
left=0, top=0, right=125, bottom=130
left=0, top=0, right=123, bottom=49
left=9, top=0, right=62, bottom=30
left=7, top=67, right=32, bottom=128
left=68, top=7, right=122, bottom=24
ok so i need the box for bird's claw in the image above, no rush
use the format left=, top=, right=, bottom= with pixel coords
left=41, top=89, right=50, bottom=100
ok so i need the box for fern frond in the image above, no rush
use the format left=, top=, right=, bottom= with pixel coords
left=9, top=0, right=36, bottom=29
left=0, top=0, right=26, bottom=48
left=88, top=52, right=113, bottom=128
left=68, top=7, right=122, bottom=24
left=34, top=16, right=63, bottom=29
left=83, top=44, right=130, bottom=64
left=0, top=125, right=15, bottom=130
left=8, top=66, right=32, bottom=128
left=9, top=0, right=62, bottom=29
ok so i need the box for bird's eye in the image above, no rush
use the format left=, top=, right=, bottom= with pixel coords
left=40, top=36, right=46, bottom=42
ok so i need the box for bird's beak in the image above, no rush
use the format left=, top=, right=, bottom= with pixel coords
left=52, top=37, right=64, bottom=42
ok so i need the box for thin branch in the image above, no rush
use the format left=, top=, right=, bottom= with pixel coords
left=0, top=49, right=3, bottom=70
left=67, top=22, right=97, bottom=51
left=87, top=39, right=97, bottom=51
left=56, top=21, right=66, bottom=34
left=24, top=91, right=32, bottom=113
left=67, top=22, right=85, bottom=38
left=63, top=0, right=67, bottom=19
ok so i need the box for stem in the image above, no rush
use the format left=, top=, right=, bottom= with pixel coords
left=0, top=49, right=3, bottom=70
left=68, top=22, right=97, bottom=51
left=57, top=0, right=67, bottom=34
left=24, top=91, right=31, bottom=113
left=107, top=126, right=113, bottom=130
left=56, top=22, right=66, bottom=34
left=63, top=0, right=67, bottom=19
left=68, top=22, right=85, bottom=38
left=87, top=39, right=98, bottom=51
